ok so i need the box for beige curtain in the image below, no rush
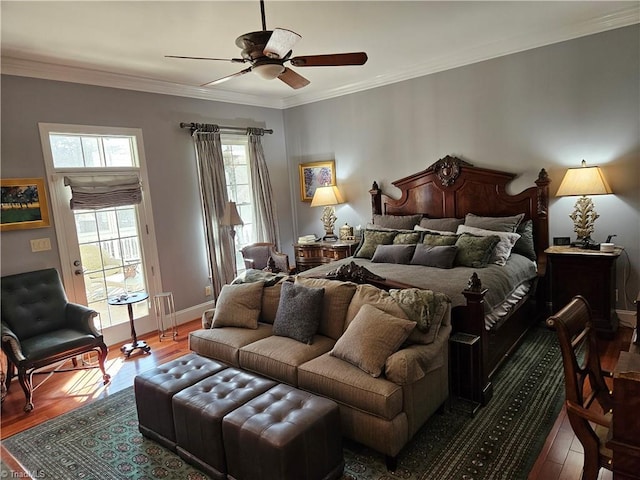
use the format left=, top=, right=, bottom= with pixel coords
left=247, top=128, right=280, bottom=249
left=192, top=127, right=235, bottom=297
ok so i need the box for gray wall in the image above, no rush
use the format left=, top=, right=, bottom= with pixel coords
left=2, top=25, right=638, bottom=317
left=284, top=25, right=640, bottom=312
left=0, top=77, right=292, bottom=312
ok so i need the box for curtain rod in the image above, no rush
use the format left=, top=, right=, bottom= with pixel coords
left=180, top=122, right=273, bottom=135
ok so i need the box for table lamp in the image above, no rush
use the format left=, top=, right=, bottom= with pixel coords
left=556, top=160, right=612, bottom=248
left=221, top=201, right=244, bottom=274
left=311, top=184, right=344, bottom=241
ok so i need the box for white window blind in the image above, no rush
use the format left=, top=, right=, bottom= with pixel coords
left=64, top=175, right=142, bottom=210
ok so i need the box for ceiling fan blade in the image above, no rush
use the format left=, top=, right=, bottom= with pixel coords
left=289, top=52, right=368, bottom=67
left=201, top=67, right=252, bottom=87
left=264, top=28, right=301, bottom=59
left=278, top=67, right=310, bottom=90
left=165, top=55, right=246, bottom=64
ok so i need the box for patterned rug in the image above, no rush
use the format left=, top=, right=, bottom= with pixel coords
left=3, top=324, right=564, bottom=480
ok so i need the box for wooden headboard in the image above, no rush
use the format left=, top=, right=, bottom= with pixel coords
left=369, top=155, right=551, bottom=271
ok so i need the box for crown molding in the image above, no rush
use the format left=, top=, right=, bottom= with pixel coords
left=2, top=6, right=637, bottom=110
left=0, top=57, right=286, bottom=109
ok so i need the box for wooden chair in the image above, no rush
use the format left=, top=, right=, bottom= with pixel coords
left=547, top=295, right=614, bottom=480
left=240, top=243, right=293, bottom=274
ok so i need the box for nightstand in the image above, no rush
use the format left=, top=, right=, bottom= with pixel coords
left=545, top=245, right=622, bottom=339
left=293, top=240, right=359, bottom=272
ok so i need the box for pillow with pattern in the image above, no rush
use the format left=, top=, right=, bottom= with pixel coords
left=457, top=224, right=520, bottom=266
left=354, top=229, right=397, bottom=259
left=454, top=233, right=500, bottom=268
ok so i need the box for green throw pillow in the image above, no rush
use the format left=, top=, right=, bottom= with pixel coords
left=393, top=232, right=421, bottom=244
left=423, top=233, right=459, bottom=246
left=454, top=233, right=500, bottom=268
left=354, top=230, right=397, bottom=259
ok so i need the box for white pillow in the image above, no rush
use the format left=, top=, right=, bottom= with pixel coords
left=456, top=224, right=520, bottom=266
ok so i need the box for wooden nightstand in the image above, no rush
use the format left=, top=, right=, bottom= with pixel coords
left=293, top=241, right=359, bottom=272
left=545, top=245, right=622, bottom=339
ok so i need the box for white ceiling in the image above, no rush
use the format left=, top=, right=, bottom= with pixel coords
left=2, top=1, right=638, bottom=109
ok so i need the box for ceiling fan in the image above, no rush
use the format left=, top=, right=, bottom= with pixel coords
left=166, top=0, right=368, bottom=89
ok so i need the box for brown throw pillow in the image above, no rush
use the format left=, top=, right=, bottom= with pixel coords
left=330, top=304, right=416, bottom=377
left=212, top=281, right=264, bottom=329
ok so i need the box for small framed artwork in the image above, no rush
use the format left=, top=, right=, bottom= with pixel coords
left=1, top=178, right=51, bottom=231
left=299, top=160, right=336, bottom=202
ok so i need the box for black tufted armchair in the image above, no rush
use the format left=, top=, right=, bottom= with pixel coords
left=1, top=268, right=111, bottom=412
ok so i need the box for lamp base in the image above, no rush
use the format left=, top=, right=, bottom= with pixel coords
left=571, top=237, right=600, bottom=250
left=322, top=234, right=338, bottom=242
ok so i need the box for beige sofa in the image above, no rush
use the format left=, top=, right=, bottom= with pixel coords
left=189, top=276, right=451, bottom=466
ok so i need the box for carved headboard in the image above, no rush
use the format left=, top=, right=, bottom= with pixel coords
left=369, top=155, right=551, bottom=269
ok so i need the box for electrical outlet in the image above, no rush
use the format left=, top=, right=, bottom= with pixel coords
left=205, top=285, right=213, bottom=297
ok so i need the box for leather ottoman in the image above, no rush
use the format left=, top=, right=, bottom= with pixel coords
left=134, top=353, right=227, bottom=449
left=223, top=383, right=344, bottom=480
left=172, top=368, right=277, bottom=480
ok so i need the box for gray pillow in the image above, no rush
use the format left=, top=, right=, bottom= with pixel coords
left=372, top=213, right=423, bottom=230
left=371, top=244, right=416, bottom=264
left=419, top=217, right=464, bottom=232
left=273, top=281, right=324, bottom=344
left=454, top=233, right=500, bottom=268
left=464, top=213, right=524, bottom=233
left=212, top=282, right=264, bottom=329
left=354, top=229, right=397, bottom=259
left=513, top=219, right=537, bottom=261
left=410, top=244, right=458, bottom=269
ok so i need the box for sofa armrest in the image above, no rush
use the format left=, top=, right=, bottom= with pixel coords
left=385, top=322, right=452, bottom=384
left=202, top=308, right=215, bottom=329
left=66, top=303, right=101, bottom=336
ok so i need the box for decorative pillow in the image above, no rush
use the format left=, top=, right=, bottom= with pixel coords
left=389, top=288, right=450, bottom=344
left=371, top=244, right=416, bottom=264
left=419, top=217, right=464, bottom=232
left=513, top=219, right=537, bottom=261
left=212, top=281, right=264, bottom=329
left=413, top=225, right=456, bottom=235
left=410, top=244, right=458, bottom=269
left=354, top=229, right=397, bottom=259
left=422, top=233, right=459, bottom=246
left=393, top=232, right=421, bottom=244
left=464, top=213, right=524, bottom=233
left=457, top=225, right=520, bottom=266
left=454, top=233, right=500, bottom=268
left=273, top=282, right=324, bottom=344
left=372, top=213, right=423, bottom=230
left=330, top=304, right=416, bottom=377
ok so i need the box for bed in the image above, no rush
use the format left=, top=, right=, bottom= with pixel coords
left=300, top=155, right=551, bottom=405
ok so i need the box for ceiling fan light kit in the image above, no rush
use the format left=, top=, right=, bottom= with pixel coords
left=166, top=0, right=368, bottom=89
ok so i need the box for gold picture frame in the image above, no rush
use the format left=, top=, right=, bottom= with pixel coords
left=1, top=178, right=51, bottom=231
left=299, top=160, right=336, bottom=202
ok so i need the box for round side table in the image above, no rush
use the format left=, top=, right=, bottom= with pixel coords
left=108, top=292, right=151, bottom=357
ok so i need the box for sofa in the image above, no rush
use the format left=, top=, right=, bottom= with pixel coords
left=188, top=274, right=451, bottom=465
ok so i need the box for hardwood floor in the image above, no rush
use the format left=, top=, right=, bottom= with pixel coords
left=1, top=320, right=633, bottom=479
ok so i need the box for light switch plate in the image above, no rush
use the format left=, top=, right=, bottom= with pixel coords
left=30, top=237, right=52, bottom=252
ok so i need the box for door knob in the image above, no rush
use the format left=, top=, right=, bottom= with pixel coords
left=74, top=269, right=83, bottom=275
left=73, top=260, right=81, bottom=266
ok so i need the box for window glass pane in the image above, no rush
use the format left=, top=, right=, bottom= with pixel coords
left=103, top=137, right=134, bottom=167
left=96, top=210, right=119, bottom=241
left=234, top=185, right=251, bottom=204
left=234, top=165, right=250, bottom=185
left=50, top=135, right=84, bottom=167
left=81, top=137, right=102, bottom=167
left=75, top=211, right=99, bottom=243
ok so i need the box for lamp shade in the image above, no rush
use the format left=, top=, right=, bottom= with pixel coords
left=310, top=185, right=344, bottom=207
left=221, top=201, right=243, bottom=226
left=556, top=160, right=612, bottom=197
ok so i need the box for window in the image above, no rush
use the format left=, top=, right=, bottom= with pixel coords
left=40, top=124, right=160, bottom=333
left=221, top=135, right=255, bottom=271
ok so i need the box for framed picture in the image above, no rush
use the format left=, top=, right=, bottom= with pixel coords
left=299, top=160, right=336, bottom=202
left=1, top=178, right=51, bottom=231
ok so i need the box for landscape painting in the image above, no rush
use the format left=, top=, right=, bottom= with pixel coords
left=1, top=178, right=50, bottom=231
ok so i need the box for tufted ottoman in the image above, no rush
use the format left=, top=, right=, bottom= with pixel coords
left=134, top=353, right=227, bottom=449
left=172, top=368, right=277, bottom=480
left=223, top=383, right=344, bottom=480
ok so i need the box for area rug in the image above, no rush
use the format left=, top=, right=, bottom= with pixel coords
left=3, top=324, right=564, bottom=480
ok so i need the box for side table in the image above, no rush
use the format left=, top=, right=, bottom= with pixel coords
left=545, top=246, right=622, bottom=339
left=108, top=292, right=151, bottom=357
left=293, top=240, right=359, bottom=272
